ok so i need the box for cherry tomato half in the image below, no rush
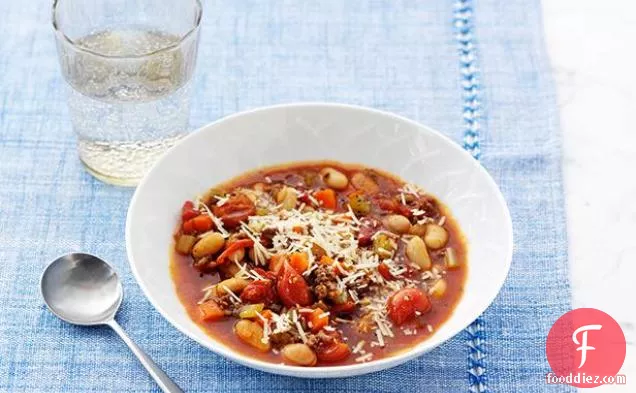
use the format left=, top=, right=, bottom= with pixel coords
left=316, top=342, right=351, bottom=363
left=277, top=262, right=313, bottom=307
left=386, top=288, right=432, bottom=325
left=240, top=280, right=276, bottom=305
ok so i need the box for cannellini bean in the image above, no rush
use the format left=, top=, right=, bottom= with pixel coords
left=282, top=343, right=318, bottom=366
left=350, top=172, right=379, bottom=193
left=253, top=182, right=266, bottom=192
left=444, top=247, right=459, bottom=269
left=234, top=320, right=271, bottom=352
left=406, top=236, right=431, bottom=270
left=384, top=214, right=411, bottom=234
left=430, top=279, right=447, bottom=299
left=248, top=248, right=256, bottom=262
left=409, top=224, right=427, bottom=237
left=276, top=186, right=298, bottom=210
left=216, top=277, right=249, bottom=295
left=191, top=232, right=225, bottom=258
left=424, top=224, right=448, bottom=249
left=320, top=167, right=348, bottom=190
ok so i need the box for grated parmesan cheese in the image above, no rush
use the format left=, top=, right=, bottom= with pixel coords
left=375, top=329, right=385, bottom=347
left=221, top=285, right=242, bottom=304
left=352, top=340, right=366, bottom=354
left=355, top=353, right=373, bottom=363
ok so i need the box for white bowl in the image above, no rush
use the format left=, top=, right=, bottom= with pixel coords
left=126, top=103, right=513, bottom=378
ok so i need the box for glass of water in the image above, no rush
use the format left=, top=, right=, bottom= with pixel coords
left=53, top=0, right=202, bottom=186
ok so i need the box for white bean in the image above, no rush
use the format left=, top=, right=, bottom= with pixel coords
left=216, top=277, right=249, bottom=295
left=384, top=214, right=411, bottom=234
left=424, top=224, right=448, bottom=249
left=406, top=236, right=431, bottom=270
left=191, top=232, right=225, bottom=258
left=282, top=343, right=317, bottom=366
left=320, top=167, right=349, bottom=190
left=350, top=172, right=379, bottom=193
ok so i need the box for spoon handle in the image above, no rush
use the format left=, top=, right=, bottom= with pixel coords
left=107, top=319, right=184, bottom=393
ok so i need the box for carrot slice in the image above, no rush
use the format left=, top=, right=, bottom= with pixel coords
left=256, top=309, right=273, bottom=327
left=315, top=189, right=337, bottom=210
left=199, top=300, right=225, bottom=321
left=289, top=252, right=309, bottom=273
left=308, top=308, right=329, bottom=333
left=191, top=215, right=213, bottom=232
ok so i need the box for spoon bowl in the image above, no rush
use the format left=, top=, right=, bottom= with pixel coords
left=41, top=253, right=122, bottom=325
left=40, top=252, right=183, bottom=393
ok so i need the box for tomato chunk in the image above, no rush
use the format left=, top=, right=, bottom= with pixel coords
left=277, top=262, right=313, bottom=307
left=386, top=288, right=432, bottom=325
left=377, top=198, right=412, bottom=218
left=213, top=194, right=256, bottom=229
left=251, top=267, right=277, bottom=281
left=316, top=342, right=351, bottom=363
left=378, top=262, right=393, bottom=280
left=181, top=201, right=199, bottom=221
left=240, top=280, right=276, bottom=305
left=330, top=301, right=356, bottom=315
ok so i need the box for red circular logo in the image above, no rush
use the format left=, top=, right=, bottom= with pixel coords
left=546, top=308, right=626, bottom=387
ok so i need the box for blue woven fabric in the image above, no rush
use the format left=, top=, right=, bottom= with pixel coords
left=0, top=0, right=573, bottom=392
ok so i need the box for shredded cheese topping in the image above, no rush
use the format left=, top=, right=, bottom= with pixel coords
left=194, top=179, right=449, bottom=353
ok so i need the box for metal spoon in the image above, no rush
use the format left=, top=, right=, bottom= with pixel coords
left=40, top=253, right=184, bottom=393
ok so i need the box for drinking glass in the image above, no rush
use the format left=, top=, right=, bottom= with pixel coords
left=53, top=0, right=202, bottom=186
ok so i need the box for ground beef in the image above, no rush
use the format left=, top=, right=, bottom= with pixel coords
left=269, top=332, right=298, bottom=349
left=311, top=265, right=339, bottom=301
left=306, top=331, right=340, bottom=351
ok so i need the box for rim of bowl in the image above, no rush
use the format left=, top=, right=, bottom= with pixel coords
left=126, top=102, right=513, bottom=377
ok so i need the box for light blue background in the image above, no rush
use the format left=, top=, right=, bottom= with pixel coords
left=0, top=0, right=572, bottom=391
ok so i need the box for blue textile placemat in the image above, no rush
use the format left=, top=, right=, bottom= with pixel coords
left=0, top=0, right=573, bottom=392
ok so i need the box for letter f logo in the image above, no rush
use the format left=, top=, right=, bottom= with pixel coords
left=572, top=324, right=602, bottom=368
